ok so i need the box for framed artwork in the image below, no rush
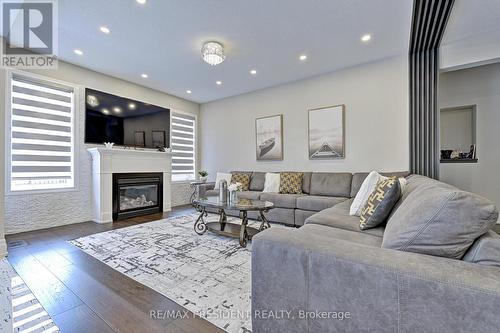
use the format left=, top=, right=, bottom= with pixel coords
left=308, top=105, right=345, bottom=159
left=152, top=130, right=166, bottom=148
left=255, top=115, right=283, bottom=161
left=134, top=131, right=145, bottom=147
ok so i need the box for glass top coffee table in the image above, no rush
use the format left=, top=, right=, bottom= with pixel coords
left=193, top=196, right=274, bottom=247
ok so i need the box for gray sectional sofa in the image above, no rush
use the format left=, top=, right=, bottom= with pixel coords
left=250, top=174, right=500, bottom=333
left=202, top=171, right=410, bottom=226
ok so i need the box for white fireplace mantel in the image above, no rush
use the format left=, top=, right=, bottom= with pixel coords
left=87, top=147, right=172, bottom=223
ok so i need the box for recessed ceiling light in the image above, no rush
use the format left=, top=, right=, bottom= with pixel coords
left=74, top=49, right=83, bottom=55
left=299, top=54, right=307, bottom=61
left=113, top=107, right=122, bottom=113
left=128, top=102, right=136, bottom=110
left=216, top=81, right=222, bottom=85
left=136, top=0, right=146, bottom=4
left=100, top=26, right=110, bottom=34
left=250, top=69, right=257, bottom=75
left=102, top=108, right=110, bottom=115
left=141, top=73, right=148, bottom=78
left=361, top=34, right=371, bottom=42
left=186, top=90, right=192, bottom=94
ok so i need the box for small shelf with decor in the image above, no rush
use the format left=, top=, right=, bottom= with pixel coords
left=440, top=105, right=477, bottom=164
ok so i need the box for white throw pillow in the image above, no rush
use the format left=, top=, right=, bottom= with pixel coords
left=214, top=172, right=232, bottom=189
left=263, top=173, right=280, bottom=193
left=350, top=171, right=382, bottom=216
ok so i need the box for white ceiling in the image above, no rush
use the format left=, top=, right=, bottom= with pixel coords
left=56, top=0, right=413, bottom=103
left=440, top=0, right=500, bottom=71
left=442, top=0, right=500, bottom=44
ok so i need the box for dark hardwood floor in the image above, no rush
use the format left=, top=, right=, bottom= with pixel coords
left=6, top=205, right=225, bottom=333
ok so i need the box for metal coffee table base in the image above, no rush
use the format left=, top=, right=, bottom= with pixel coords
left=194, top=207, right=271, bottom=247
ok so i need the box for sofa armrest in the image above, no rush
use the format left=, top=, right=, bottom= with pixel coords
left=252, top=228, right=500, bottom=333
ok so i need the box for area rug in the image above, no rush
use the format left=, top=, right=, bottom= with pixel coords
left=70, top=213, right=282, bottom=333
left=0, top=258, right=60, bottom=333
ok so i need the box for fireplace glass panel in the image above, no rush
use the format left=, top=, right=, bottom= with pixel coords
left=119, top=184, right=158, bottom=211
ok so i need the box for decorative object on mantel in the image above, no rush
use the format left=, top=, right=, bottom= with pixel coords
left=104, top=142, right=114, bottom=149
left=198, top=170, right=208, bottom=182
left=255, top=114, right=283, bottom=161
left=152, top=130, right=167, bottom=148
left=134, top=131, right=146, bottom=147
left=309, top=104, right=345, bottom=159
left=440, top=145, right=477, bottom=163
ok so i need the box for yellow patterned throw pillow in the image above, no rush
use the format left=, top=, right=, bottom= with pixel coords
left=231, top=173, right=251, bottom=191
left=359, top=177, right=401, bottom=230
left=279, top=172, right=303, bottom=194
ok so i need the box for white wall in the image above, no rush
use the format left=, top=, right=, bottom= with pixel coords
left=439, top=62, right=500, bottom=212
left=200, top=56, right=409, bottom=177
left=3, top=62, right=199, bottom=234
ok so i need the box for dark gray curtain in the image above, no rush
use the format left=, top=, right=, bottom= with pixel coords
left=409, top=0, right=454, bottom=179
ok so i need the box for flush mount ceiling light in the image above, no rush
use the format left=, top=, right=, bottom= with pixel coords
left=250, top=69, right=257, bottom=75
left=361, top=34, right=371, bottom=42
left=100, top=26, right=110, bottom=34
left=141, top=73, right=148, bottom=78
left=201, top=41, right=225, bottom=66
left=299, top=54, right=308, bottom=61
left=186, top=90, right=192, bottom=94
left=128, top=102, right=136, bottom=110
left=74, top=49, right=83, bottom=55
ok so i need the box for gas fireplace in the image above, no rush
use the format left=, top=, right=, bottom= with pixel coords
left=112, top=173, right=163, bottom=220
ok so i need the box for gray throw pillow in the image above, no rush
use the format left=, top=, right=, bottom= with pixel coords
left=359, top=177, right=401, bottom=230
left=382, top=182, right=498, bottom=259
left=463, top=231, right=500, bottom=267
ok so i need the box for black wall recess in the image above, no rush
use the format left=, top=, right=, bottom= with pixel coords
left=409, top=0, right=455, bottom=179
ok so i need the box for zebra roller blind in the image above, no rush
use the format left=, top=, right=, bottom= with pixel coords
left=171, top=112, right=196, bottom=181
left=9, top=73, right=75, bottom=191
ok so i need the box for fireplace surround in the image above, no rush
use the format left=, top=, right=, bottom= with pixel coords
left=87, top=147, right=172, bottom=223
left=113, top=173, right=163, bottom=220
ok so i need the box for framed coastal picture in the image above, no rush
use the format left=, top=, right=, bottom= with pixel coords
left=308, top=105, right=345, bottom=159
left=255, top=115, right=283, bottom=161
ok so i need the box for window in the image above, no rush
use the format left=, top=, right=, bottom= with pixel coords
left=171, top=112, right=196, bottom=181
left=8, top=73, right=75, bottom=192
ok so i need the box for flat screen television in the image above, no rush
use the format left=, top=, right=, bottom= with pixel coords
left=85, top=88, right=170, bottom=149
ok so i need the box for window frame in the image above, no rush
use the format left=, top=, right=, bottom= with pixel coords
left=4, top=69, right=80, bottom=196
left=170, top=109, right=197, bottom=183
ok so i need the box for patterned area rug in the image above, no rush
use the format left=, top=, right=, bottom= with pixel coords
left=0, top=258, right=60, bottom=333
left=70, top=213, right=282, bottom=333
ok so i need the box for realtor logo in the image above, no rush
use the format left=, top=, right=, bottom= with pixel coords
left=1, top=0, right=58, bottom=68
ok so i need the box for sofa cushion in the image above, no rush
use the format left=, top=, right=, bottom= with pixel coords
left=383, top=175, right=499, bottom=259
left=231, top=173, right=251, bottom=191
left=298, top=224, right=383, bottom=247
left=236, top=191, right=262, bottom=200
left=279, top=172, right=303, bottom=194
left=350, top=171, right=411, bottom=198
left=310, top=172, right=352, bottom=197
left=260, top=193, right=304, bottom=209
left=263, top=173, right=280, bottom=193
left=296, top=196, right=348, bottom=212
left=249, top=172, right=266, bottom=191
left=294, top=209, right=317, bottom=227
left=264, top=207, right=295, bottom=226
left=305, top=198, right=384, bottom=238
left=360, top=177, right=401, bottom=230
left=463, top=231, right=500, bottom=267
left=302, top=172, right=312, bottom=194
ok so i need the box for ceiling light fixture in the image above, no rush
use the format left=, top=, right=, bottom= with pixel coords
left=299, top=54, right=308, bottom=61
left=201, top=41, right=225, bottom=66
left=74, top=49, right=83, bottom=55
left=113, top=107, right=122, bottom=113
left=250, top=69, right=257, bottom=75
left=102, top=108, right=110, bottom=115
left=100, top=26, right=110, bottom=34
left=186, top=90, right=192, bottom=94
left=128, top=103, right=136, bottom=110
left=361, top=34, right=371, bottom=42
left=216, top=81, right=222, bottom=85
left=141, top=73, right=148, bottom=78
left=136, top=0, right=146, bottom=4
